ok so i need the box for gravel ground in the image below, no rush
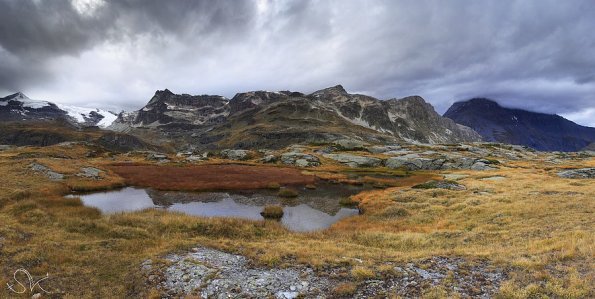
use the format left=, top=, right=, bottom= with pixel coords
left=141, top=247, right=507, bottom=298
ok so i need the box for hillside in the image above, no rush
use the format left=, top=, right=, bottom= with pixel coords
left=444, top=98, right=595, bottom=151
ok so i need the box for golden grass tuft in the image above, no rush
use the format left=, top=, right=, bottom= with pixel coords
left=260, top=205, right=284, bottom=219
left=277, top=188, right=299, bottom=198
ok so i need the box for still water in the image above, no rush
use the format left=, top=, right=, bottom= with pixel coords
left=72, top=183, right=367, bottom=232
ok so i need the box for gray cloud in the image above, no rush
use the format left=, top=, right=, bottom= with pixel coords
left=0, top=0, right=594, bottom=126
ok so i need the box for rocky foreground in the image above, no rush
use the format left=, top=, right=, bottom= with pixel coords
left=141, top=247, right=506, bottom=298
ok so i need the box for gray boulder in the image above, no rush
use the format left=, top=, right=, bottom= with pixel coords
left=470, top=161, right=498, bottom=171
left=147, top=152, right=169, bottom=162
left=77, top=167, right=103, bottom=179
left=385, top=154, right=440, bottom=170
left=323, top=154, right=383, bottom=168
left=386, top=154, right=497, bottom=171
left=368, top=145, right=402, bottom=154
left=260, top=155, right=278, bottom=163
left=221, top=149, right=250, bottom=160
left=280, top=152, right=320, bottom=167
left=333, top=139, right=368, bottom=151
left=557, top=168, right=595, bottom=179
left=413, top=180, right=467, bottom=191
left=185, top=155, right=205, bottom=162
left=29, top=163, right=64, bottom=181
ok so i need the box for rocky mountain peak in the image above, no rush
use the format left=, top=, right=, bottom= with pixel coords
left=8, top=92, right=28, bottom=99
left=311, top=85, right=348, bottom=97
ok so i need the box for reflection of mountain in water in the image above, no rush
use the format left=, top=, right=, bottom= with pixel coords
left=75, top=186, right=362, bottom=232
left=146, top=182, right=368, bottom=216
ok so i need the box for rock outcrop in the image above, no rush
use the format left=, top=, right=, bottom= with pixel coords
left=557, top=168, right=595, bottom=179
left=323, top=154, right=383, bottom=168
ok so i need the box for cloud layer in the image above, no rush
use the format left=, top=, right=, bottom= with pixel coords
left=0, top=0, right=594, bottom=126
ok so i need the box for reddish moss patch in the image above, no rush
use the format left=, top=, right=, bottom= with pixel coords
left=108, top=164, right=316, bottom=191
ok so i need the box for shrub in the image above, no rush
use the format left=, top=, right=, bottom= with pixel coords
left=277, top=188, right=298, bottom=198
left=339, top=197, right=359, bottom=207
left=267, top=182, right=281, bottom=190
left=260, top=205, right=284, bottom=219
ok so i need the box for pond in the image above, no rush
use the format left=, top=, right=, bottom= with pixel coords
left=71, top=182, right=369, bottom=232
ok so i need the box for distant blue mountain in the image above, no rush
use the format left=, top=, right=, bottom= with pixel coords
left=444, top=98, right=595, bottom=152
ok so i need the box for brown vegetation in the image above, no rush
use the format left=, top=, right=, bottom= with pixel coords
left=108, top=164, right=317, bottom=191
left=260, top=205, right=284, bottom=219
left=0, top=143, right=593, bottom=297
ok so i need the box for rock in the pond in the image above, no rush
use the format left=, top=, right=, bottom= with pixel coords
left=280, top=152, right=320, bottom=167
left=221, top=149, right=250, bottom=160
left=323, top=154, right=382, bottom=168
left=557, top=168, right=595, bottom=179
left=29, top=163, right=65, bottom=181
left=77, top=167, right=103, bottom=179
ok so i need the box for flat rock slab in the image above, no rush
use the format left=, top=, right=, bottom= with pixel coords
left=323, top=154, right=383, bottom=168
left=77, top=167, right=103, bottom=179
left=442, top=174, right=469, bottom=181
left=412, top=180, right=467, bottom=191
left=557, top=168, right=595, bottom=179
left=29, top=163, right=64, bottom=181
left=480, top=176, right=507, bottom=181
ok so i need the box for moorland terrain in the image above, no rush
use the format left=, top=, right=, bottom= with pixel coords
left=0, top=138, right=593, bottom=298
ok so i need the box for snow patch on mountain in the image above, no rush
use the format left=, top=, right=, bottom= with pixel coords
left=57, top=104, right=117, bottom=128
left=4, top=92, right=52, bottom=109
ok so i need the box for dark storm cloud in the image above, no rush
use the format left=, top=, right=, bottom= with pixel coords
left=0, top=0, right=594, bottom=126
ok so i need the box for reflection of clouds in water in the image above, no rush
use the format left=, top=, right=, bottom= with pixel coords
left=282, top=204, right=359, bottom=232
left=73, top=187, right=155, bottom=213
left=73, top=187, right=359, bottom=231
left=169, top=199, right=263, bottom=221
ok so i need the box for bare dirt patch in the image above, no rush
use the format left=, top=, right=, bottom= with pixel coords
left=108, top=164, right=317, bottom=191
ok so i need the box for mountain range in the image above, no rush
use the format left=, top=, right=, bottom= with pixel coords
left=108, top=85, right=480, bottom=149
left=1, top=88, right=593, bottom=152
left=444, top=98, right=595, bottom=152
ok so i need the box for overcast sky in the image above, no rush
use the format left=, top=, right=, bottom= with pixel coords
left=1, top=0, right=594, bottom=126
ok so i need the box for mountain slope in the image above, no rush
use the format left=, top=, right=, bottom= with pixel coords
left=111, top=85, right=481, bottom=149
left=444, top=98, right=595, bottom=151
left=0, top=92, right=117, bottom=128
